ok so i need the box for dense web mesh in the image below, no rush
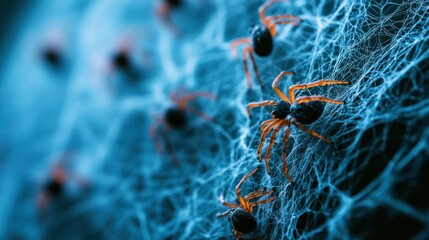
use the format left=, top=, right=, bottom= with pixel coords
left=0, top=0, right=428, bottom=239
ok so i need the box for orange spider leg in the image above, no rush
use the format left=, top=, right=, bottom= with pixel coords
left=288, top=116, right=332, bottom=143
left=259, top=0, right=290, bottom=25
left=263, top=121, right=284, bottom=174
left=231, top=38, right=251, bottom=58
left=272, top=71, right=294, bottom=103
left=247, top=100, right=276, bottom=117
left=257, top=120, right=281, bottom=161
left=186, top=106, right=213, bottom=121
left=266, top=15, right=301, bottom=36
left=244, top=188, right=266, bottom=200
left=248, top=195, right=277, bottom=213
left=288, top=80, right=349, bottom=103
left=247, top=48, right=264, bottom=88
left=242, top=46, right=254, bottom=88
left=246, top=190, right=274, bottom=202
left=157, top=3, right=181, bottom=36
left=150, top=116, right=166, bottom=155
left=220, top=195, right=240, bottom=208
left=296, top=96, right=345, bottom=105
left=260, top=118, right=278, bottom=131
left=282, top=121, right=294, bottom=185
left=236, top=167, right=259, bottom=211
left=176, top=91, right=216, bottom=109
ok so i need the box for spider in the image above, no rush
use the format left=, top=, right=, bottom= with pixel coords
left=217, top=167, right=277, bottom=240
left=37, top=162, right=68, bottom=210
left=231, top=0, right=301, bottom=88
left=157, top=0, right=182, bottom=36
left=150, top=89, right=216, bottom=164
left=247, top=71, right=349, bottom=185
left=36, top=155, right=88, bottom=211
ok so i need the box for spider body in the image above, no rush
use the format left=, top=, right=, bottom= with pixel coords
left=111, top=51, right=141, bottom=82
left=165, top=107, right=187, bottom=128
left=231, top=0, right=301, bottom=88
left=165, top=0, right=181, bottom=7
left=112, top=51, right=131, bottom=70
left=43, top=48, right=62, bottom=67
left=150, top=90, right=215, bottom=163
left=250, top=24, right=273, bottom=57
left=248, top=71, right=349, bottom=184
left=272, top=100, right=324, bottom=125
left=217, top=168, right=276, bottom=239
left=228, top=208, right=257, bottom=234
left=44, top=179, right=64, bottom=198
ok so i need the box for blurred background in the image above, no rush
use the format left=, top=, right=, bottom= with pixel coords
left=0, top=0, right=428, bottom=239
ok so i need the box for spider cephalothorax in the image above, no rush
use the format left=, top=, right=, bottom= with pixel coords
left=150, top=90, right=215, bottom=163
left=231, top=0, right=301, bottom=88
left=217, top=167, right=277, bottom=239
left=248, top=71, right=348, bottom=184
left=164, top=107, right=187, bottom=129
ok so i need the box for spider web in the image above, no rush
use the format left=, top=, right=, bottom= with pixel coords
left=0, top=0, right=429, bottom=239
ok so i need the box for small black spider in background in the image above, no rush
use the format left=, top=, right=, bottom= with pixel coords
left=36, top=155, right=89, bottom=212
left=231, top=0, right=301, bottom=88
left=111, top=49, right=141, bottom=83
left=217, top=167, right=277, bottom=239
left=157, top=0, right=183, bottom=36
left=41, top=46, right=65, bottom=71
left=150, top=89, right=216, bottom=164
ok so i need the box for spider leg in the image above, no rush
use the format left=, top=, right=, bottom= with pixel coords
left=263, top=122, right=284, bottom=174
left=242, top=46, right=254, bottom=89
left=231, top=38, right=251, bottom=58
left=176, top=91, right=216, bottom=109
left=272, top=71, right=293, bottom=103
left=161, top=126, right=180, bottom=165
left=216, top=209, right=232, bottom=218
left=244, top=187, right=266, bottom=200
left=288, top=80, right=349, bottom=103
left=220, top=195, right=240, bottom=209
left=266, top=15, right=301, bottom=36
left=257, top=120, right=281, bottom=162
left=246, top=189, right=274, bottom=202
left=295, top=96, right=345, bottom=105
left=248, top=195, right=277, bottom=213
left=260, top=118, right=278, bottom=131
left=248, top=49, right=264, bottom=88
left=259, top=0, right=289, bottom=25
left=282, top=121, right=294, bottom=185
left=236, top=167, right=259, bottom=211
left=150, top=116, right=165, bottom=155
left=288, top=116, right=332, bottom=143
left=185, top=106, right=213, bottom=121
left=157, top=3, right=181, bottom=36
left=247, top=100, right=276, bottom=117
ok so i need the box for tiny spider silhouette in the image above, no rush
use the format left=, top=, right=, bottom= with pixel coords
left=217, top=167, right=277, bottom=239
left=150, top=89, right=216, bottom=164
left=36, top=154, right=89, bottom=212
left=37, top=162, right=68, bottom=211
left=157, top=0, right=182, bottom=36
left=247, top=71, right=348, bottom=185
left=231, top=0, right=301, bottom=88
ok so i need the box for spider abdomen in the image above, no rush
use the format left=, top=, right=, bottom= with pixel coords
left=165, top=107, right=187, bottom=128
left=290, top=101, right=324, bottom=125
left=44, top=180, right=63, bottom=197
left=250, top=24, right=273, bottom=57
left=271, top=100, right=291, bottom=119
left=228, top=208, right=257, bottom=234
